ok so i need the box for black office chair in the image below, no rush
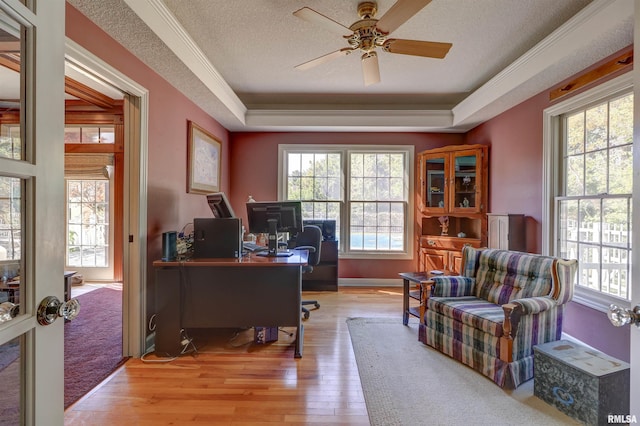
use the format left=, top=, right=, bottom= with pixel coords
left=291, top=225, right=322, bottom=319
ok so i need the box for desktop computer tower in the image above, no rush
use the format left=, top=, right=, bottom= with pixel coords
left=193, top=218, right=242, bottom=258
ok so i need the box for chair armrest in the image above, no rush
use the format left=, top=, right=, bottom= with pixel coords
left=501, top=297, right=557, bottom=339
left=510, top=296, right=557, bottom=315
left=419, top=276, right=474, bottom=323
left=429, top=276, right=475, bottom=297
left=293, top=245, right=316, bottom=253
left=500, top=296, right=560, bottom=363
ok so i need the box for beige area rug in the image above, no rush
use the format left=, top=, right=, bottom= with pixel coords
left=346, top=317, right=579, bottom=426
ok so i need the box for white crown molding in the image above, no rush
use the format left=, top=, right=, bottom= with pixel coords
left=246, top=109, right=454, bottom=130
left=452, top=0, right=633, bottom=128
left=122, top=0, right=247, bottom=124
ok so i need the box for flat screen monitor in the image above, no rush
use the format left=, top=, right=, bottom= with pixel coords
left=303, top=219, right=336, bottom=241
left=246, top=201, right=303, bottom=256
left=206, top=192, right=236, bottom=218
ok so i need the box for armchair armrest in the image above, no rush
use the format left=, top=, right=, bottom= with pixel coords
left=419, top=276, right=475, bottom=323
left=430, top=276, right=475, bottom=297
left=500, top=296, right=560, bottom=363
left=510, top=296, right=557, bottom=315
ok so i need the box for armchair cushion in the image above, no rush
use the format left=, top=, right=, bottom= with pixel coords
left=427, top=296, right=504, bottom=337
left=474, top=249, right=555, bottom=305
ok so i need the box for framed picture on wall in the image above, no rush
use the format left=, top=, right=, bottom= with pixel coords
left=187, top=120, right=221, bottom=194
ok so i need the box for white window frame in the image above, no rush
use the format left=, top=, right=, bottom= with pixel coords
left=543, top=72, right=633, bottom=312
left=278, top=144, right=414, bottom=259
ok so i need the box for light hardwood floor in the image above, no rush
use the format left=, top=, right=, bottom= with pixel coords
left=64, top=287, right=409, bottom=425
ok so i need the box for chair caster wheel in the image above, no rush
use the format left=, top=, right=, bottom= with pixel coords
left=314, top=303, right=320, bottom=308
left=303, top=312, right=310, bottom=320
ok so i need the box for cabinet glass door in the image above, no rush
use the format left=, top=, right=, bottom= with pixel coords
left=451, top=151, right=480, bottom=213
left=423, top=154, right=447, bottom=212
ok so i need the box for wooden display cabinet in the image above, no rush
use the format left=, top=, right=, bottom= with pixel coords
left=418, top=144, right=488, bottom=215
left=416, top=144, right=488, bottom=274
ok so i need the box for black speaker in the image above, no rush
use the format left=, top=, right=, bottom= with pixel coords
left=161, top=231, right=177, bottom=261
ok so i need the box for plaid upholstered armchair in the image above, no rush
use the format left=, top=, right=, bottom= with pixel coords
left=418, top=246, right=578, bottom=388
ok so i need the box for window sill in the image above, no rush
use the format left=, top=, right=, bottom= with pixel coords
left=340, top=251, right=413, bottom=260
left=572, top=286, right=631, bottom=313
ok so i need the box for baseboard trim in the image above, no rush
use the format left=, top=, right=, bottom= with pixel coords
left=338, top=278, right=402, bottom=287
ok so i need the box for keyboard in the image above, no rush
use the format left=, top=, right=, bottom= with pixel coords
left=243, top=242, right=267, bottom=252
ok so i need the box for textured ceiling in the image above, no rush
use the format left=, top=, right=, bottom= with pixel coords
left=66, top=0, right=634, bottom=132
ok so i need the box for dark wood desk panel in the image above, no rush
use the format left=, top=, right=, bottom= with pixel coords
left=153, top=253, right=308, bottom=358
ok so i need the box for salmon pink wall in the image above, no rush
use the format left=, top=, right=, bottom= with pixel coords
left=229, top=132, right=465, bottom=279
left=67, top=4, right=230, bottom=322
left=465, top=46, right=633, bottom=362
left=465, top=93, right=548, bottom=253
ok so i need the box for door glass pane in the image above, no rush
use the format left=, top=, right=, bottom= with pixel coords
left=0, top=8, right=23, bottom=160
left=0, top=177, right=22, bottom=315
left=0, top=336, right=22, bottom=424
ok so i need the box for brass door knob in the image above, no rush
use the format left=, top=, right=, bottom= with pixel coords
left=37, top=296, right=81, bottom=325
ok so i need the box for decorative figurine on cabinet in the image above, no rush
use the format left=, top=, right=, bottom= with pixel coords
left=438, top=216, right=449, bottom=236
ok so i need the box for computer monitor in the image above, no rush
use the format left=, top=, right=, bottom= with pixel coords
left=206, top=192, right=236, bottom=218
left=303, top=219, right=336, bottom=241
left=246, top=201, right=303, bottom=257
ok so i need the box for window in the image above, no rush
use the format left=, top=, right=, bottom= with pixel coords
left=66, top=179, right=110, bottom=267
left=64, top=126, right=115, bottom=144
left=544, top=74, right=632, bottom=307
left=279, top=145, right=413, bottom=258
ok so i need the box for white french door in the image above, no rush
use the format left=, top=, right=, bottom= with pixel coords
left=0, top=0, right=66, bottom=424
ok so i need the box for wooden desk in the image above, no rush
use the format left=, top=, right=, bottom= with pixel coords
left=153, top=252, right=308, bottom=358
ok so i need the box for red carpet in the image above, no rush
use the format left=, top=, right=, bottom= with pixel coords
left=64, top=287, right=126, bottom=408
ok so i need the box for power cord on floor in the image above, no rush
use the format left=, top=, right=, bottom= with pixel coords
left=141, top=328, right=197, bottom=363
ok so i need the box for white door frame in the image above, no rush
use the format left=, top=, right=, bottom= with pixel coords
left=65, top=39, right=149, bottom=357
left=630, top=0, right=639, bottom=417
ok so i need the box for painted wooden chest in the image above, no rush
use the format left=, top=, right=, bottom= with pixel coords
left=533, top=340, right=630, bottom=426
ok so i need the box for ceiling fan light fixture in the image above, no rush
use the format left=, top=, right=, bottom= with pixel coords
left=293, top=0, right=450, bottom=86
left=361, top=51, right=380, bottom=86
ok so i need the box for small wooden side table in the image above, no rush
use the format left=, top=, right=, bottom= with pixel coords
left=400, top=271, right=451, bottom=325
left=399, top=272, right=431, bottom=325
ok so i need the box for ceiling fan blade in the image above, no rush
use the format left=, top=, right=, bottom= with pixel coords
left=293, top=7, right=351, bottom=37
left=295, top=48, right=353, bottom=71
left=383, top=39, right=452, bottom=59
left=376, top=0, right=432, bottom=35
left=361, top=52, right=380, bottom=86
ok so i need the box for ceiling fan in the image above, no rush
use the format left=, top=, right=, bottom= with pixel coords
left=293, top=0, right=452, bottom=86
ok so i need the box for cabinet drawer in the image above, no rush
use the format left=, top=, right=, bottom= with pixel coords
left=420, top=236, right=481, bottom=250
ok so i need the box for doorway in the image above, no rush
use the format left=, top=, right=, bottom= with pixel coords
left=63, top=60, right=127, bottom=408
left=62, top=39, right=149, bottom=407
